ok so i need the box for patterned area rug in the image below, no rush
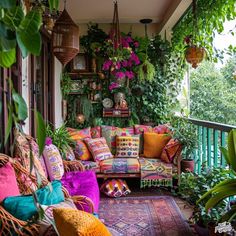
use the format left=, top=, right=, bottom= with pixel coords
left=99, top=196, right=193, bottom=236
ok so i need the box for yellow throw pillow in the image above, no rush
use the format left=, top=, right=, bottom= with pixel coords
left=53, top=208, right=111, bottom=236
left=144, top=133, right=171, bottom=158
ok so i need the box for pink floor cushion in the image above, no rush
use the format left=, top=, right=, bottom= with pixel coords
left=0, top=162, right=20, bottom=201
left=100, top=158, right=140, bottom=174
left=61, top=170, right=100, bottom=213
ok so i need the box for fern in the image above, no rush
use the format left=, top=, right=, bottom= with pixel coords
left=137, top=59, right=156, bottom=82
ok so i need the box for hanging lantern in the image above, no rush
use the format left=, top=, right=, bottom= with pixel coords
left=52, top=9, right=79, bottom=66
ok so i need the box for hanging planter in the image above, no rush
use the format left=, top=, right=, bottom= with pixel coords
left=185, top=46, right=205, bottom=69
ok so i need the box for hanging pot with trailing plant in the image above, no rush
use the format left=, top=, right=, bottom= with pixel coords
left=185, top=45, right=205, bottom=69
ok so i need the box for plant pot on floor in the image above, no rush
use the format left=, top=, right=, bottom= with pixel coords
left=181, top=159, right=194, bottom=172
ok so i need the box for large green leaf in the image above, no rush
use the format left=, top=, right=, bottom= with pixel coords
left=221, top=205, right=236, bottom=222
left=0, top=48, right=15, bottom=67
left=0, top=37, right=15, bottom=51
left=0, top=0, right=16, bottom=9
left=16, top=31, right=41, bottom=57
left=3, top=6, right=24, bottom=30
left=49, top=0, right=59, bottom=12
left=18, top=10, right=42, bottom=34
left=35, top=111, right=46, bottom=156
left=12, top=91, right=28, bottom=121
left=228, top=130, right=236, bottom=171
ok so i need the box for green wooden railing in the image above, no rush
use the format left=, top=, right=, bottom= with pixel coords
left=188, top=118, right=236, bottom=174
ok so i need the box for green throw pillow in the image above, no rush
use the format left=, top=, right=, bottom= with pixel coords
left=2, top=180, right=64, bottom=221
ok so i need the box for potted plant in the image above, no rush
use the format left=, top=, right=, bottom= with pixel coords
left=170, top=117, right=198, bottom=172
left=184, top=35, right=206, bottom=69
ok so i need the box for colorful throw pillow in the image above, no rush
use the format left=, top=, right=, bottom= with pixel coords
left=43, top=139, right=64, bottom=181
left=100, top=179, right=131, bottom=198
left=67, top=127, right=92, bottom=161
left=91, top=126, right=101, bottom=139
left=3, top=181, right=64, bottom=221
left=143, top=133, right=171, bottom=158
left=153, top=124, right=171, bottom=134
left=0, top=162, right=20, bottom=202
left=160, top=139, right=182, bottom=164
left=39, top=199, right=77, bottom=235
left=134, top=124, right=153, bottom=154
left=53, top=208, right=111, bottom=236
left=84, top=138, right=113, bottom=162
left=101, top=126, right=134, bottom=154
left=116, top=136, right=139, bottom=158
left=67, top=127, right=91, bottom=140
left=14, top=130, right=47, bottom=179
left=65, top=147, right=76, bottom=161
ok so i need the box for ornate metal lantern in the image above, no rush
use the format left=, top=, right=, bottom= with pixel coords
left=52, top=9, right=79, bottom=66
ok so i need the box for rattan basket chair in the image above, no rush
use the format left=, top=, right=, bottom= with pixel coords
left=0, top=154, right=94, bottom=236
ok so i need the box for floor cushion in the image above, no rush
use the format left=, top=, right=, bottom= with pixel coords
left=100, top=158, right=140, bottom=174
left=53, top=208, right=111, bottom=236
left=143, top=133, right=171, bottom=158
left=0, top=162, right=20, bottom=201
left=3, top=181, right=64, bottom=221
left=61, top=170, right=100, bottom=213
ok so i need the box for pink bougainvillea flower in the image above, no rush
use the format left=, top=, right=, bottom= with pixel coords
left=125, top=71, right=135, bottom=79
left=122, top=60, right=128, bottom=67
left=115, top=71, right=126, bottom=79
left=122, top=38, right=129, bottom=48
left=102, top=60, right=112, bottom=70
left=133, top=41, right=139, bottom=48
left=115, top=61, right=121, bottom=70
left=109, top=82, right=121, bottom=91
left=130, top=52, right=140, bottom=65
left=125, top=36, right=133, bottom=43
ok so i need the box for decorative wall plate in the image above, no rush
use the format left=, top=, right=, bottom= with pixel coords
left=102, top=98, right=114, bottom=109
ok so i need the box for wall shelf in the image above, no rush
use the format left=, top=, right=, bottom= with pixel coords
left=103, top=108, right=131, bottom=117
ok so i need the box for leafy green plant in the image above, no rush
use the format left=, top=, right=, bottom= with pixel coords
left=137, top=59, right=155, bottom=82
left=46, top=124, right=75, bottom=160
left=179, top=167, right=231, bottom=226
left=198, top=129, right=236, bottom=222
left=79, top=95, right=94, bottom=122
left=0, top=0, right=59, bottom=68
left=170, top=117, right=198, bottom=159
left=61, top=72, right=72, bottom=99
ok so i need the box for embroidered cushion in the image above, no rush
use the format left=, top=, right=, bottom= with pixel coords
left=84, top=137, right=113, bottom=162
left=143, top=133, right=171, bottom=158
left=43, top=140, right=64, bottom=181
left=134, top=124, right=153, bottom=154
left=101, top=126, right=134, bottom=154
left=91, top=126, right=101, bottom=138
left=116, top=136, right=139, bottom=158
left=3, top=181, right=64, bottom=221
left=67, top=127, right=92, bottom=161
left=53, top=208, right=111, bottom=236
left=0, top=162, right=20, bottom=201
left=100, top=179, right=131, bottom=198
left=100, top=158, right=140, bottom=174
left=14, top=130, right=47, bottom=179
left=160, top=139, right=182, bottom=164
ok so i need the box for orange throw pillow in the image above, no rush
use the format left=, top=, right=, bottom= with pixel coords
left=53, top=208, right=111, bottom=236
left=144, top=133, right=171, bottom=158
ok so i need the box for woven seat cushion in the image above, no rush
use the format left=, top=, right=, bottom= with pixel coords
left=53, top=208, right=111, bottom=236
left=100, top=158, right=140, bottom=174
left=0, top=162, right=20, bottom=201
left=61, top=170, right=100, bottom=213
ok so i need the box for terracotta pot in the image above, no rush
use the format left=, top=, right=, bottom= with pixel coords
left=185, top=46, right=205, bottom=68
left=181, top=159, right=194, bottom=172
left=98, top=72, right=105, bottom=80
left=76, top=114, right=85, bottom=124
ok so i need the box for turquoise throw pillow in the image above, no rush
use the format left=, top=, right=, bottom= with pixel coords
left=2, top=180, right=64, bottom=221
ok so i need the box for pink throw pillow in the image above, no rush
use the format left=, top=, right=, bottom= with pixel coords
left=0, top=162, right=20, bottom=201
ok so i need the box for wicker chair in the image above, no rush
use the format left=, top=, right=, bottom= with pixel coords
left=0, top=154, right=94, bottom=236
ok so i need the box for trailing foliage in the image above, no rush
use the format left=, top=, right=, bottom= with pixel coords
left=172, top=0, right=236, bottom=61
left=61, top=72, right=72, bottom=99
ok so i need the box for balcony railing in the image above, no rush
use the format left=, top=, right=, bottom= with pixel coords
left=188, top=118, right=236, bottom=174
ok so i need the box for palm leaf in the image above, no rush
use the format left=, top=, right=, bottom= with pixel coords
left=35, top=111, right=46, bottom=156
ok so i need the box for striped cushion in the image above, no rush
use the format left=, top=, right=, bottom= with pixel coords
left=84, top=138, right=113, bottom=162
left=100, top=158, right=140, bottom=173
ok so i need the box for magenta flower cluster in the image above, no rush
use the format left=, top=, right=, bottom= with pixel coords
left=102, top=35, right=140, bottom=91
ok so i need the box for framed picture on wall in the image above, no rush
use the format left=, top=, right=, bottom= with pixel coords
left=71, top=53, right=88, bottom=72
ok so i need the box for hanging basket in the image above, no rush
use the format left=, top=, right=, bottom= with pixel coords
left=185, top=45, right=205, bottom=68
left=52, top=9, right=79, bottom=66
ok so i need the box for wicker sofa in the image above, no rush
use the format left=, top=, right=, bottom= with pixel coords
left=71, top=124, right=182, bottom=185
